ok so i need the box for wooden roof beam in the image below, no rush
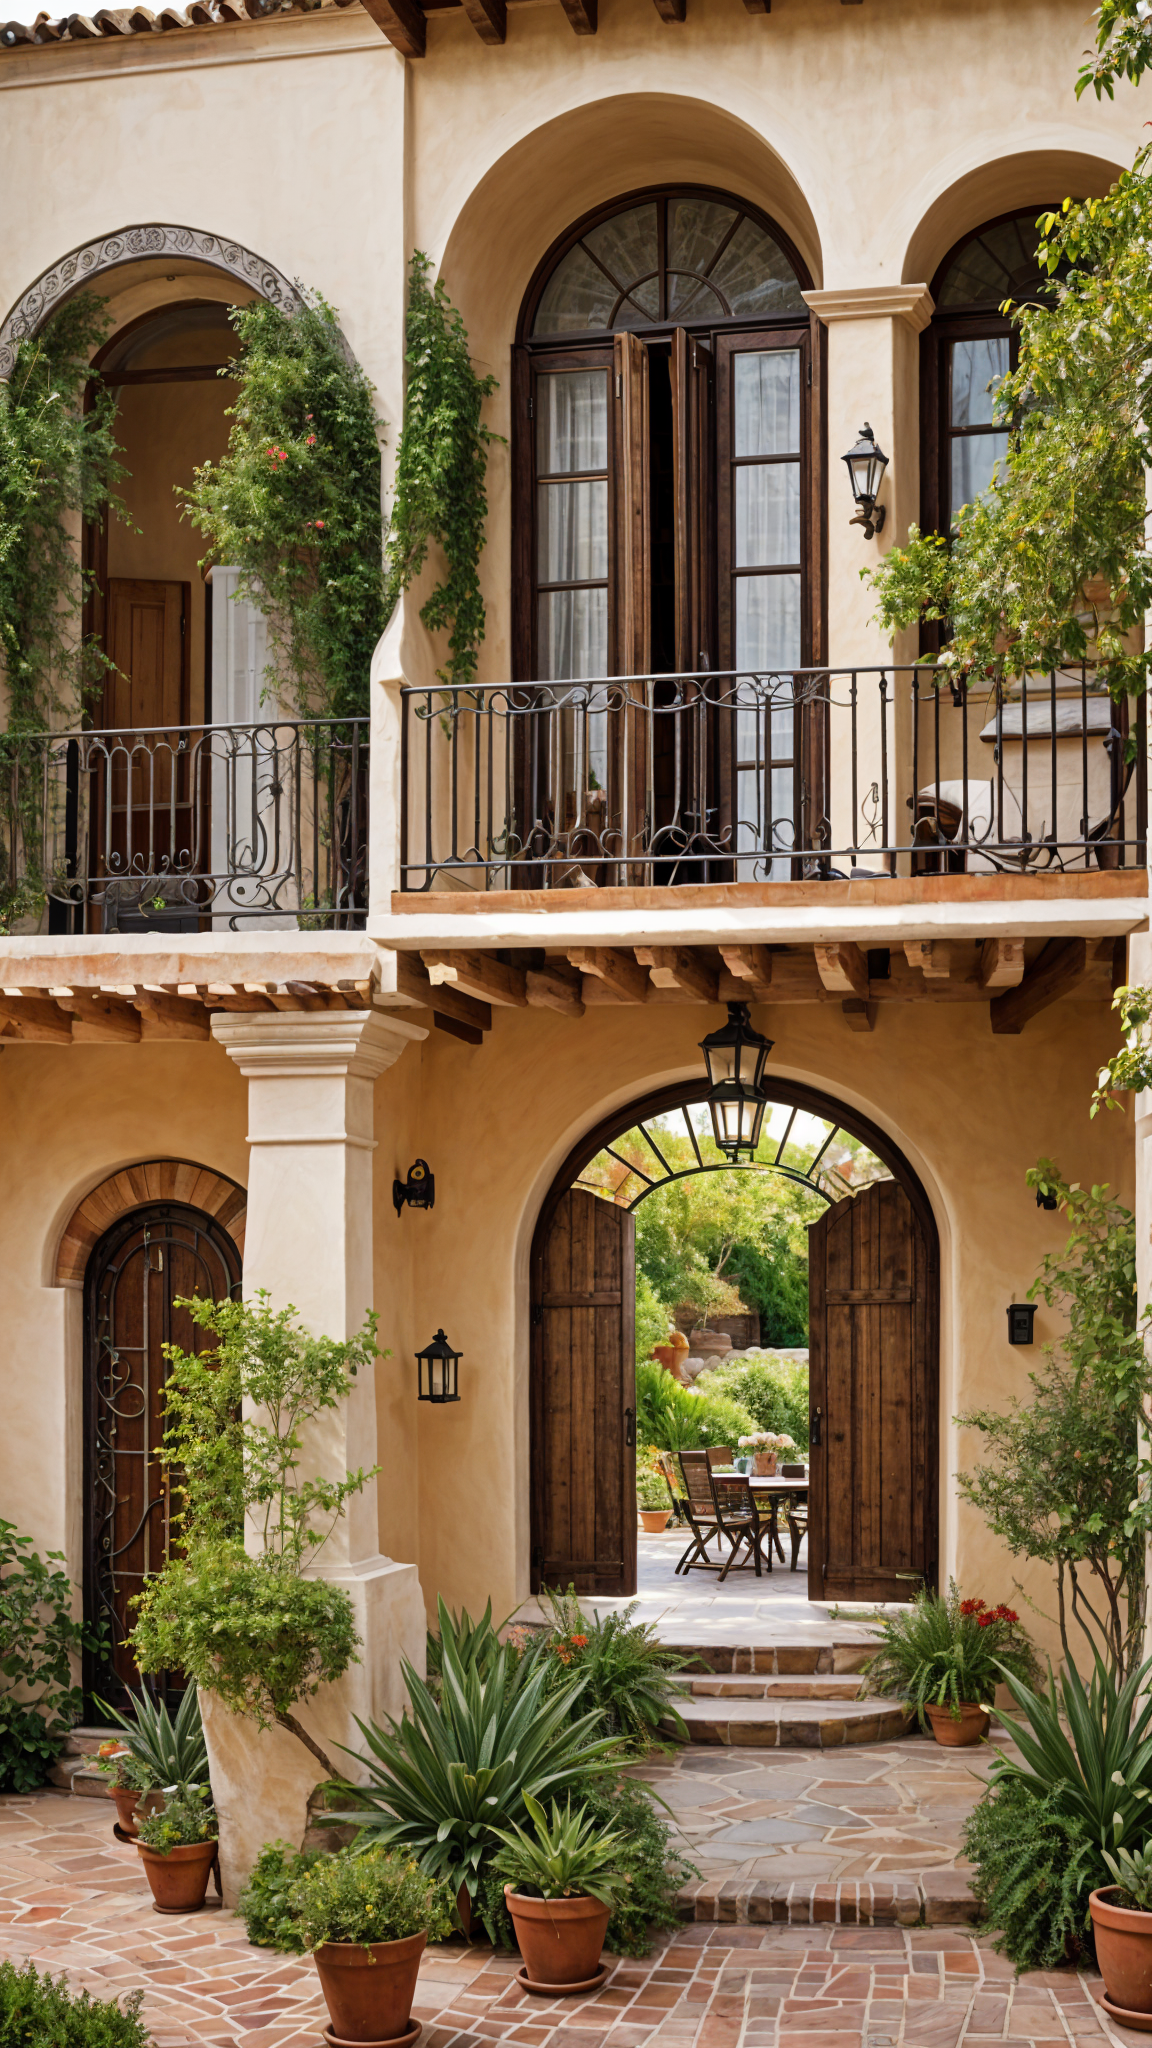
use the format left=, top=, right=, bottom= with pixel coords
left=0, top=994, right=72, bottom=1043
left=360, top=0, right=425, bottom=54
left=459, top=0, right=504, bottom=39
left=393, top=953, right=492, bottom=1035
left=634, top=946, right=718, bottom=1002
left=557, top=0, right=595, bottom=32
left=57, top=992, right=141, bottom=1043
left=651, top=0, right=686, bottom=19
left=718, top=944, right=774, bottom=1000
left=814, top=942, right=869, bottom=1001
left=526, top=964, right=585, bottom=1017
left=842, top=998, right=875, bottom=1033
left=978, top=938, right=1025, bottom=989
left=421, top=949, right=527, bottom=1007
left=990, top=938, right=1088, bottom=1035
left=130, top=990, right=211, bottom=1041
left=904, top=940, right=951, bottom=981
left=568, top=947, right=649, bottom=1002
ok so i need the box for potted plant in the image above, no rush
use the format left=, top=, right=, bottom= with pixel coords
left=1092, top=1844, right=1152, bottom=2020
left=738, top=1431, right=796, bottom=1477
left=289, top=1846, right=454, bottom=2047
left=94, top=1683, right=208, bottom=1839
left=866, top=1583, right=1038, bottom=1746
left=96, top=1742, right=157, bottom=1839
left=636, top=1468, right=670, bottom=1533
left=493, top=1793, right=622, bottom=1995
left=135, top=1782, right=219, bottom=1914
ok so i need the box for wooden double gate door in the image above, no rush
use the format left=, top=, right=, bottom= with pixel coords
left=531, top=1178, right=937, bottom=1601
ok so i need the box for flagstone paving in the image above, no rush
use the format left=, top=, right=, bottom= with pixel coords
left=0, top=1789, right=1144, bottom=2048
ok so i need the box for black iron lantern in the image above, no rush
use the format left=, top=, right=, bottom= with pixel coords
left=842, top=422, right=888, bottom=538
left=699, top=1003, right=774, bottom=1161
left=416, top=1328, right=461, bottom=1403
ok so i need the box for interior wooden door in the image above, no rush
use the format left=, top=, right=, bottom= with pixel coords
left=84, top=1202, right=242, bottom=1709
left=98, top=577, right=196, bottom=923
left=531, top=1188, right=637, bottom=1595
left=807, top=1180, right=938, bottom=1603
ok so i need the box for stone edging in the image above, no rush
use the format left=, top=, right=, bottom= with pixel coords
left=676, top=1870, right=979, bottom=1927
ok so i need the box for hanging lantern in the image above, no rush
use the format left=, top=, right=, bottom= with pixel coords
left=699, top=1003, right=773, bottom=1161
left=416, top=1328, right=461, bottom=1403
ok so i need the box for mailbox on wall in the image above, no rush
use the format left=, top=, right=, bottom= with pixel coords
left=1007, top=1302, right=1037, bottom=1345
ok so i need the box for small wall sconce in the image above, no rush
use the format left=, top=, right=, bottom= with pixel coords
left=417, top=1328, right=461, bottom=1403
left=843, top=423, right=889, bottom=538
left=394, top=1159, right=435, bottom=1217
left=1007, top=1301, right=1037, bottom=1345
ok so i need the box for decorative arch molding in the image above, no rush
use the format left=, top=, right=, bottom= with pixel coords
left=55, top=1158, right=247, bottom=1286
left=0, top=224, right=302, bottom=379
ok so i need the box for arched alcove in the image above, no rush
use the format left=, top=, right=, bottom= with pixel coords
left=55, top=1157, right=246, bottom=1286
left=900, top=147, right=1126, bottom=292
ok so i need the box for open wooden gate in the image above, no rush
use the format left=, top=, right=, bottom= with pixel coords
left=807, top=1178, right=938, bottom=1603
left=530, top=1188, right=636, bottom=1595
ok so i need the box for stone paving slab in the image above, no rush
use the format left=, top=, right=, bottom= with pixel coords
left=0, top=1792, right=1145, bottom=2048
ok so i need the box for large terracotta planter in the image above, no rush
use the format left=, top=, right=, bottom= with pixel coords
left=136, top=1837, right=218, bottom=1914
left=1091, top=1889, right=1152, bottom=2017
left=504, top=1886, right=610, bottom=1991
left=924, top=1701, right=990, bottom=1747
left=639, top=1510, right=669, bottom=1532
left=312, top=1931, right=426, bottom=2045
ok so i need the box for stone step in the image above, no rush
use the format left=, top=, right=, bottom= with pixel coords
left=671, top=1693, right=911, bottom=1748
left=663, top=1641, right=872, bottom=1677
left=675, top=1673, right=864, bottom=1701
left=62, top=1724, right=118, bottom=1757
left=674, top=1868, right=978, bottom=1927
left=48, top=1756, right=109, bottom=1798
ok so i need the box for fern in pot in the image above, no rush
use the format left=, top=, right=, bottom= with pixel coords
left=289, top=1847, right=453, bottom=2048
left=492, top=1794, right=622, bottom=1995
left=866, top=1583, right=1037, bottom=1744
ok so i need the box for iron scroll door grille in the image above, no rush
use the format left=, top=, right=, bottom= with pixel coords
left=83, top=1201, right=242, bottom=1711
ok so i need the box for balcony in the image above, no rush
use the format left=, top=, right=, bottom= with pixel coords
left=1, top=718, right=369, bottom=933
left=398, top=665, right=1146, bottom=894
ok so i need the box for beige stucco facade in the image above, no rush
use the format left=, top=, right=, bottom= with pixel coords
left=3, top=0, right=1152, bottom=1878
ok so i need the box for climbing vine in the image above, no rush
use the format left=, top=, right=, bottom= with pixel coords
left=183, top=290, right=387, bottom=721
left=386, top=251, right=501, bottom=689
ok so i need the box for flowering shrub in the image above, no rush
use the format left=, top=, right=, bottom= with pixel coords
left=865, top=1581, right=1039, bottom=1726
left=737, top=1431, right=797, bottom=1454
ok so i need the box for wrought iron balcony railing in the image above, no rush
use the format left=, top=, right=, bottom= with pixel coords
left=400, top=665, right=1146, bottom=891
left=0, top=718, right=368, bottom=931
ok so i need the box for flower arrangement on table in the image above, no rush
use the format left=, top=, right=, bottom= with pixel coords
left=737, top=1431, right=798, bottom=1474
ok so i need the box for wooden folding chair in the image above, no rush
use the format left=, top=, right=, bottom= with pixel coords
left=656, top=1450, right=690, bottom=1527
left=675, top=1450, right=725, bottom=1573
left=710, top=1472, right=773, bottom=1582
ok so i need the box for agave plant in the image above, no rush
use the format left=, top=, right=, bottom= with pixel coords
left=492, top=1792, right=623, bottom=1904
left=323, top=1598, right=621, bottom=1936
left=991, top=1647, right=1152, bottom=1852
left=94, top=1683, right=208, bottom=1790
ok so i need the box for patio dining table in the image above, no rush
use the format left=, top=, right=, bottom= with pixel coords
left=711, top=1470, right=809, bottom=1570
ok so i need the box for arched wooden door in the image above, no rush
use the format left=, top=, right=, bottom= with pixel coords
left=807, top=1179, right=938, bottom=1603
left=530, top=1188, right=636, bottom=1596
left=84, top=1201, right=242, bottom=1708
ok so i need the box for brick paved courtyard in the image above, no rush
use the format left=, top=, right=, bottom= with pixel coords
left=1, top=1768, right=1146, bottom=2048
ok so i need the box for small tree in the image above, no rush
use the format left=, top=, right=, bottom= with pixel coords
left=956, top=1162, right=1152, bottom=1680
left=131, top=1292, right=382, bottom=1777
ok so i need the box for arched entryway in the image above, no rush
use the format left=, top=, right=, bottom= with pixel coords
left=73, top=1162, right=245, bottom=1707
left=529, top=1080, right=938, bottom=1602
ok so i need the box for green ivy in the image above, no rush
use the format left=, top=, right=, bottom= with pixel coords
left=387, top=252, right=500, bottom=689
left=182, top=291, right=387, bottom=719
left=0, top=1519, right=102, bottom=1795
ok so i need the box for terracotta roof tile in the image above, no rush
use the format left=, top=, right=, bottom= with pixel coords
left=1, top=0, right=356, bottom=51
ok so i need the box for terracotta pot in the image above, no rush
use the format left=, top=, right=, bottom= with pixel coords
left=1091, top=1889, right=1152, bottom=2013
left=639, top=1510, right=669, bottom=1533
left=504, top=1885, right=610, bottom=1988
left=313, top=1931, right=427, bottom=2044
left=924, top=1701, right=990, bottom=1747
left=136, top=1837, right=218, bottom=1913
left=652, top=1345, right=678, bottom=1372
left=109, top=1785, right=164, bottom=1838
left=752, top=1452, right=777, bottom=1478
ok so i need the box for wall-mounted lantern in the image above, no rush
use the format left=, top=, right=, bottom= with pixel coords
left=394, top=1159, right=435, bottom=1217
left=842, top=423, right=888, bottom=539
left=1035, top=1186, right=1059, bottom=1211
left=699, top=1003, right=773, bottom=1162
left=1007, top=1301, right=1037, bottom=1345
left=417, top=1328, right=461, bottom=1403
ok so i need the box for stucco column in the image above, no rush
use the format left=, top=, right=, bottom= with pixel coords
left=203, top=1007, right=429, bottom=1896
left=804, top=284, right=933, bottom=868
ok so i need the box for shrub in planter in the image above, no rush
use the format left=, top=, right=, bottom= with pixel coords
left=0, top=1518, right=102, bottom=1794
left=0, top=1959, right=148, bottom=2047
left=866, top=1582, right=1038, bottom=1738
left=289, top=1847, right=453, bottom=2046
left=493, top=1794, right=622, bottom=1990
left=94, top=1683, right=208, bottom=1836
left=238, top=1840, right=326, bottom=1953
left=636, top=1468, right=669, bottom=1529
left=135, top=1782, right=219, bottom=1915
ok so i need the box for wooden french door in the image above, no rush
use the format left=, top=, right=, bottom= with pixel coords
left=84, top=1202, right=242, bottom=1709
left=807, top=1180, right=938, bottom=1604
left=95, top=577, right=197, bottom=927
left=531, top=1188, right=637, bottom=1594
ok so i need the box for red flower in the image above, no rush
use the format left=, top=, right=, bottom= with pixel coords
left=569, top=1634, right=588, bottom=1649
left=959, top=1598, right=987, bottom=1615
left=306, top=435, right=317, bottom=447
left=991, top=1605, right=1018, bottom=1624
left=976, top=1613, right=996, bottom=1628
left=314, top=520, right=325, bottom=530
